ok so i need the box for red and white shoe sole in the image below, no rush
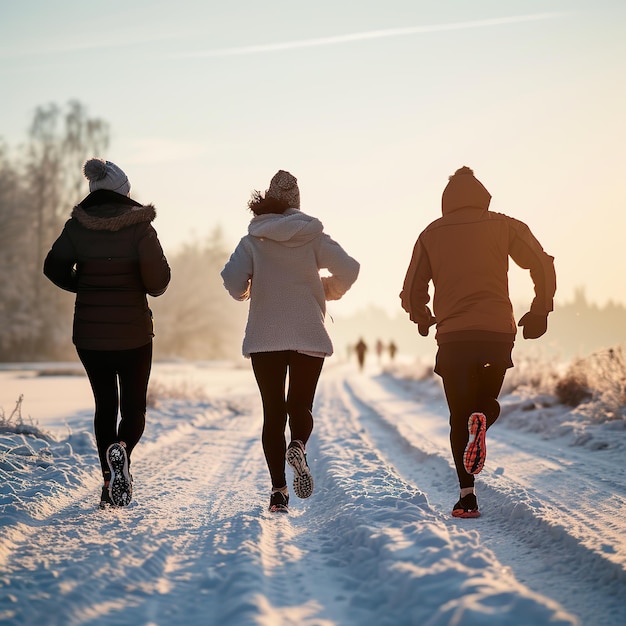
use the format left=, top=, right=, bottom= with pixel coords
left=463, top=412, right=487, bottom=475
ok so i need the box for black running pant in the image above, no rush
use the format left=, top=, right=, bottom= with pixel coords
left=435, top=341, right=513, bottom=489
left=251, top=351, right=324, bottom=489
left=77, top=342, right=153, bottom=481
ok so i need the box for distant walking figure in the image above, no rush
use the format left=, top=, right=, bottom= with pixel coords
left=400, top=166, right=556, bottom=518
left=388, top=341, right=398, bottom=362
left=43, top=159, right=171, bottom=509
left=221, top=170, right=359, bottom=513
left=375, top=339, right=384, bottom=364
left=354, top=338, right=368, bottom=371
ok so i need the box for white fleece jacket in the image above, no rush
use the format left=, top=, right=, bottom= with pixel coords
left=221, top=208, right=360, bottom=357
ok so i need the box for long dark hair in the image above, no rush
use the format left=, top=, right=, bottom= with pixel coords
left=247, top=190, right=290, bottom=216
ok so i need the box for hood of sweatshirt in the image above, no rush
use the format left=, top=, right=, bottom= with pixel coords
left=248, top=208, right=324, bottom=247
left=441, top=168, right=491, bottom=215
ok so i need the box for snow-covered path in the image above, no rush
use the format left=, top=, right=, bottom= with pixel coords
left=1, top=361, right=625, bottom=625
left=339, top=370, right=626, bottom=625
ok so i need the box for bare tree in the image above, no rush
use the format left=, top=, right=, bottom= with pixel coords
left=27, top=100, right=109, bottom=275
left=0, top=141, right=39, bottom=359
left=0, top=101, right=110, bottom=360
left=1, top=102, right=245, bottom=362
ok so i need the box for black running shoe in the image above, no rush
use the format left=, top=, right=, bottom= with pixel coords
left=269, top=490, right=289, bottom=513
left=106, top=443, right=133, bottom=507
left=286, top=440, right=314, bottom=499
left=451, top=493, right=480, bottom=518
left=99, top=485, right=114, bottom=509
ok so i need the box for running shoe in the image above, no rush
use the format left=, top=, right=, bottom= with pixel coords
left=463, top=412, right=487, bottom=475
left=99, top=485, right=114, bottom=509
left=451, top=493, right=481, bottom=518
left=106, top=442, right=133, bottom=507
left=269, top=490, right=289, bottom=513
left=286, top=440, right=314, bottom=499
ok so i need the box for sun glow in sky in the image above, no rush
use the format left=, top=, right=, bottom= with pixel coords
left=1, top=0, right=625, bottom=317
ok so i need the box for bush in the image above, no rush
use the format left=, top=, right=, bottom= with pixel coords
left=397, top=344, right=626, bottom=421
left=0, top=394, right=53, bottom=440
left=548, top=347, right=626, bottom=420
left=555, top=373, right=592, bottom=407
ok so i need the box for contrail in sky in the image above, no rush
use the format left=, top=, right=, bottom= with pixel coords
left=174, top=13, right=566, bottom=58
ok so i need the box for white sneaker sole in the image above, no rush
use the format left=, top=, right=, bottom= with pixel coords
left=106, top=443, right=133, bottom=507
left=286, top=444, right=314, bottom=499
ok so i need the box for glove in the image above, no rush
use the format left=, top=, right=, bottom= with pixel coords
left=418, top=308, right=436, bottom=337
left=518, top=312, right=548, bottom=339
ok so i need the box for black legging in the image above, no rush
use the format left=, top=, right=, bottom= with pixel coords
left=251, top=351, right=324, bottom=489
left=77, top=342, right=153, bottom=481
left=435, top=341, right=513, bottom=489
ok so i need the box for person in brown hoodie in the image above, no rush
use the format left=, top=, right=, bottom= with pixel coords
left=400, top=166, right=556, bottom=518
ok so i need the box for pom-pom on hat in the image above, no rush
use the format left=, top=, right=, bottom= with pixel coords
left=266, top=170, right=300, bottom=209
left=83, top=158, right=131, bottom=196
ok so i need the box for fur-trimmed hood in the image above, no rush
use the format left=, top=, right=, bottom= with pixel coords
left=72, top=189, right=156, bottom=232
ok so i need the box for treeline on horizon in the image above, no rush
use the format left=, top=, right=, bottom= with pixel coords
left=1, top=101, right=622, bottom=365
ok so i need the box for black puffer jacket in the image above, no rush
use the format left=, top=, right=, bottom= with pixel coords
left=43, top=189, right=171, bottom=350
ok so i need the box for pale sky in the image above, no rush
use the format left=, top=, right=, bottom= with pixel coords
left=2, top=0, right=625, bottom=317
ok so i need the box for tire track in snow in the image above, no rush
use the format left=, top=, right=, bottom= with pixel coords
left=0, top=364, right=598, bottom=625
left=307, top=373, right=577, bottom=625
left=340, top=370, right=626, bottom=626
left=1, top=400, right=260, bottom=626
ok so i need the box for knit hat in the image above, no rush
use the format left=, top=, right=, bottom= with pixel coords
left=83, top=158, right=131, bottom=196
left=441, top=166, right=491, bottom=214
left=266, top=170, right=300, bottom=209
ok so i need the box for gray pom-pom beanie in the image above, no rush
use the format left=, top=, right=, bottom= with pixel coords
left=83, top=158, right=131, bottom=196
left=266, top=170, right=300, bottom=209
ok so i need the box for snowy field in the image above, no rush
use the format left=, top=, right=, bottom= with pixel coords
left=1, top=358, right=625, bottom=626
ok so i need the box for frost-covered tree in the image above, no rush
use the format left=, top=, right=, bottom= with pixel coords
left=27, top=100, right=109, bottom=280
left=0, top=142, right=38, bottom=359
left=0, top=101, right=109, bottom=360
left=1, top=102, right=245, bottom=362
left=150, top=229, right=246, bottom=360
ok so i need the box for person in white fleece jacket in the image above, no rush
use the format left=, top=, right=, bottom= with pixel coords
left=221, top=170, right=359, bottom=513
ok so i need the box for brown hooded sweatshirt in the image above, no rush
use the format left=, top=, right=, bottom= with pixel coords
left=400, top=167, right=556, bottom=344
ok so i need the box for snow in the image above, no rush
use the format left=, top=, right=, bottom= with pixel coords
left=1, top=359, right=625, bottom=626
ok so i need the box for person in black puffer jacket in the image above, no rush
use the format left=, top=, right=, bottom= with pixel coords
left=44, top=158, right=171, bottom=509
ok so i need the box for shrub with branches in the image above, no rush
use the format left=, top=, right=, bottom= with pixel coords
left=0, top=394, right=52, bottom=440
left=506, top=347, right=626, bottom=422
